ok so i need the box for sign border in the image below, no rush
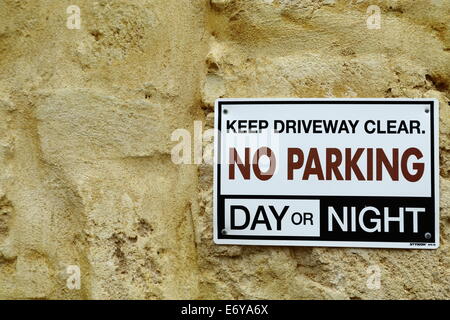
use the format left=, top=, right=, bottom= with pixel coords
left=213, top=98, right=439, bottom=249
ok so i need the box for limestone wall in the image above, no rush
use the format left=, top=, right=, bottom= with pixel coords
left=0, top=0, right=448, bottom=299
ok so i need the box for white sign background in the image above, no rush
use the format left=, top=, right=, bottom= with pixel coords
left=220, top=103, right=432, bottom=197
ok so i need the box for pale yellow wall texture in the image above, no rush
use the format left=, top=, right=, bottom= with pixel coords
left=0, top=0, right=449, bottom=299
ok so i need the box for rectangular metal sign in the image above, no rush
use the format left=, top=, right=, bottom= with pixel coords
left=213, top=99, right=439, bottom=249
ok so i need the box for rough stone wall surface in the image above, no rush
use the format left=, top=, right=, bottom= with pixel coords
left=0, top=0, right=448, bottom=299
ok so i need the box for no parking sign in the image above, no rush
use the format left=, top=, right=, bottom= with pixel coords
left=213, top=99, right=439, bottom=249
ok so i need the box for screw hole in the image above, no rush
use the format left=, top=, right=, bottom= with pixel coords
left=221, top=229, right=227, bottom=235
left=223, top=109, right=228, bottom=114
left=425, top=109, right=430, bottom=113
left=425, top=232, right=431, bottom=240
